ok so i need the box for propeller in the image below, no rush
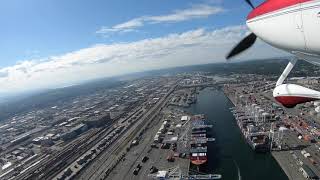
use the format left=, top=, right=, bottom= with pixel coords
left=226, top=33, right=257, bottom=60
left=225, top=0, right=256, bottom=60
left=245, top=0, right=255, bottom=9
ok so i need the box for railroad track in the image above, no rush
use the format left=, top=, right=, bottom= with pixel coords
left=90, top=85, right=176, bottom=180
left=48, top=106, right=146, bottom=180
left=79, top=115, right=146, bottom=180
left=41, top=128, right=113, bottom=180
left=17, top=82, right=178, bottom=180
left=121, top=115, right=163, bottom=180
left=15, top=128, right=102, bottom=180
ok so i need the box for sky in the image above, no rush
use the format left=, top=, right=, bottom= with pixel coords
left=0, top=0, right=287, bottom=95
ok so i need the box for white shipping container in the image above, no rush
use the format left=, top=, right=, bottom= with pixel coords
left=304, top=153, right=311, bottom=158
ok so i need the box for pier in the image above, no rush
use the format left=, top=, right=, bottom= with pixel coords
left=223, top=83, right=320, bottom=180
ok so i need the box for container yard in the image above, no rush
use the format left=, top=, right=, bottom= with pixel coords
left=107, top=107, right=221, bottom=180
left=103, top=79, right=220, bottom=180
left=223, top=79, right=320, bottom=180
left=3, top=69, right=318, bottom=180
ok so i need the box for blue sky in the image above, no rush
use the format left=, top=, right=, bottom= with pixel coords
left=0, top=0, right=251, bottom=67
left=0, top=0, right=283, bottom=94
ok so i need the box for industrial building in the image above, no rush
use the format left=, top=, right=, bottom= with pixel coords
left=84, top=113, right=111, bottom=128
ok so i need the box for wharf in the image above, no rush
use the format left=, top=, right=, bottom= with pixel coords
left=105, top=103, right=192, bottom=180
left=79, top=87, right=220, bottom=180
left=272, top=151, right=305, bottom=180
left=222, top=87, right=320, bottom=180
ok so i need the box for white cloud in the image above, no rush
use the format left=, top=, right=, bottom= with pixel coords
left=96, top=18, right=144, bottom=33
left=97, top=4, right=224, bottom=34
left=147, top=4, right=223, bottom=23
left=0, top=70, right=8, bottom=78
left=0, top=25, right=287, bottom=94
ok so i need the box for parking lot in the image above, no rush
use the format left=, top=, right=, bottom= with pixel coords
left=108, top=108, right=191, bottom=180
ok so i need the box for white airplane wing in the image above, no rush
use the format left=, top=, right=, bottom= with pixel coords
left=292, top=51, right=320, bottom=66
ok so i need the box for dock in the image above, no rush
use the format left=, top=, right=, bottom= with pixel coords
left=223, top=83, right=320, bottom=180
left=104, top=97, right=220, bottom=179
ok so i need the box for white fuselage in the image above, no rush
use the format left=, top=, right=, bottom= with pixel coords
left=246, top=0, right=320, bottom=107
left=247, top=0, right=320, bottom=58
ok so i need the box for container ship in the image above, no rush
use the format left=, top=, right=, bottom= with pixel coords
left=231, top=106, right=270, bottom=153
left=189, top=114, right=213, bottom=165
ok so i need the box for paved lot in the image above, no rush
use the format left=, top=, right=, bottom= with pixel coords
left=108, top=109, right=190, bottom=180
left=74, top=85, right=178, bottom=180
left=227, top=88, right=320, bottom=180
left=272, top=151, right=305, bottom=180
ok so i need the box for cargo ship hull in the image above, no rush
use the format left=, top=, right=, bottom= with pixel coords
left=233, top=111, right=270, bottom=152
left=189, top=114, right=212, bottom=166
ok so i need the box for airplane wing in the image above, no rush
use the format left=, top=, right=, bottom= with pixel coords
left=292, top=51, right=320, bottom=66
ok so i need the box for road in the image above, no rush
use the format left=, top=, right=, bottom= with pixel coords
left=76, top=83, right=178, bottom=180
left=109, top=108, right=190, bottom=180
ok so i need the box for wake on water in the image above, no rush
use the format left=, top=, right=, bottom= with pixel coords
left=233, top=160, right=241, bottom=180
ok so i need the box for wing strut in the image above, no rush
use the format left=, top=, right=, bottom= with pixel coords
left=273, top=57, right=320, bottom=108
left=276, top=58, right=297, bottom=86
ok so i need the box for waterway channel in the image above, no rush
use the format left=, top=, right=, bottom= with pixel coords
left=185, top=87, right=288, bottom=180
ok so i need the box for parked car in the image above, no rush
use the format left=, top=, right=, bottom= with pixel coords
left=150, top=144, right=158, bottom=148
left=133, top=168, right=139, bottom=175
left=161, top=143, right=170, bottom=149
left=133, top=164, right=142, bottom=175
left=142, top=156, right=149, bottom=163
left=149, top=166, right=158, bottom=174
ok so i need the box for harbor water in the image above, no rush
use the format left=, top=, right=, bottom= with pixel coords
left=185, top=87, right=288, bottom=180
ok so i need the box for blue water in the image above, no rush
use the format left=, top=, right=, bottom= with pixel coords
left=186, top=88, right=288, bottom=180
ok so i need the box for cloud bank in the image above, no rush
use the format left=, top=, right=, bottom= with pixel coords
left=0, top=25, right=286, bottom=94
left=97, top=4, right=224, bottom=34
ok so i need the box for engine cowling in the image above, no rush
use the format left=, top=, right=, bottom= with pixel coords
left=246, top=0, right=307, bottom=54
left=273, top=84, right=320, bottom=108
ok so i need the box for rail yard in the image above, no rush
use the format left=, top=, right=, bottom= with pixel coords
left=0, top=73, right=221, bottom=180
left=3, top=68, right=320, bottom=180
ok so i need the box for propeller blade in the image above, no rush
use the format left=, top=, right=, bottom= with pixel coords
left=226, top=33, right=257, bottom=60
left=245, top=0, right=255, bottom=9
